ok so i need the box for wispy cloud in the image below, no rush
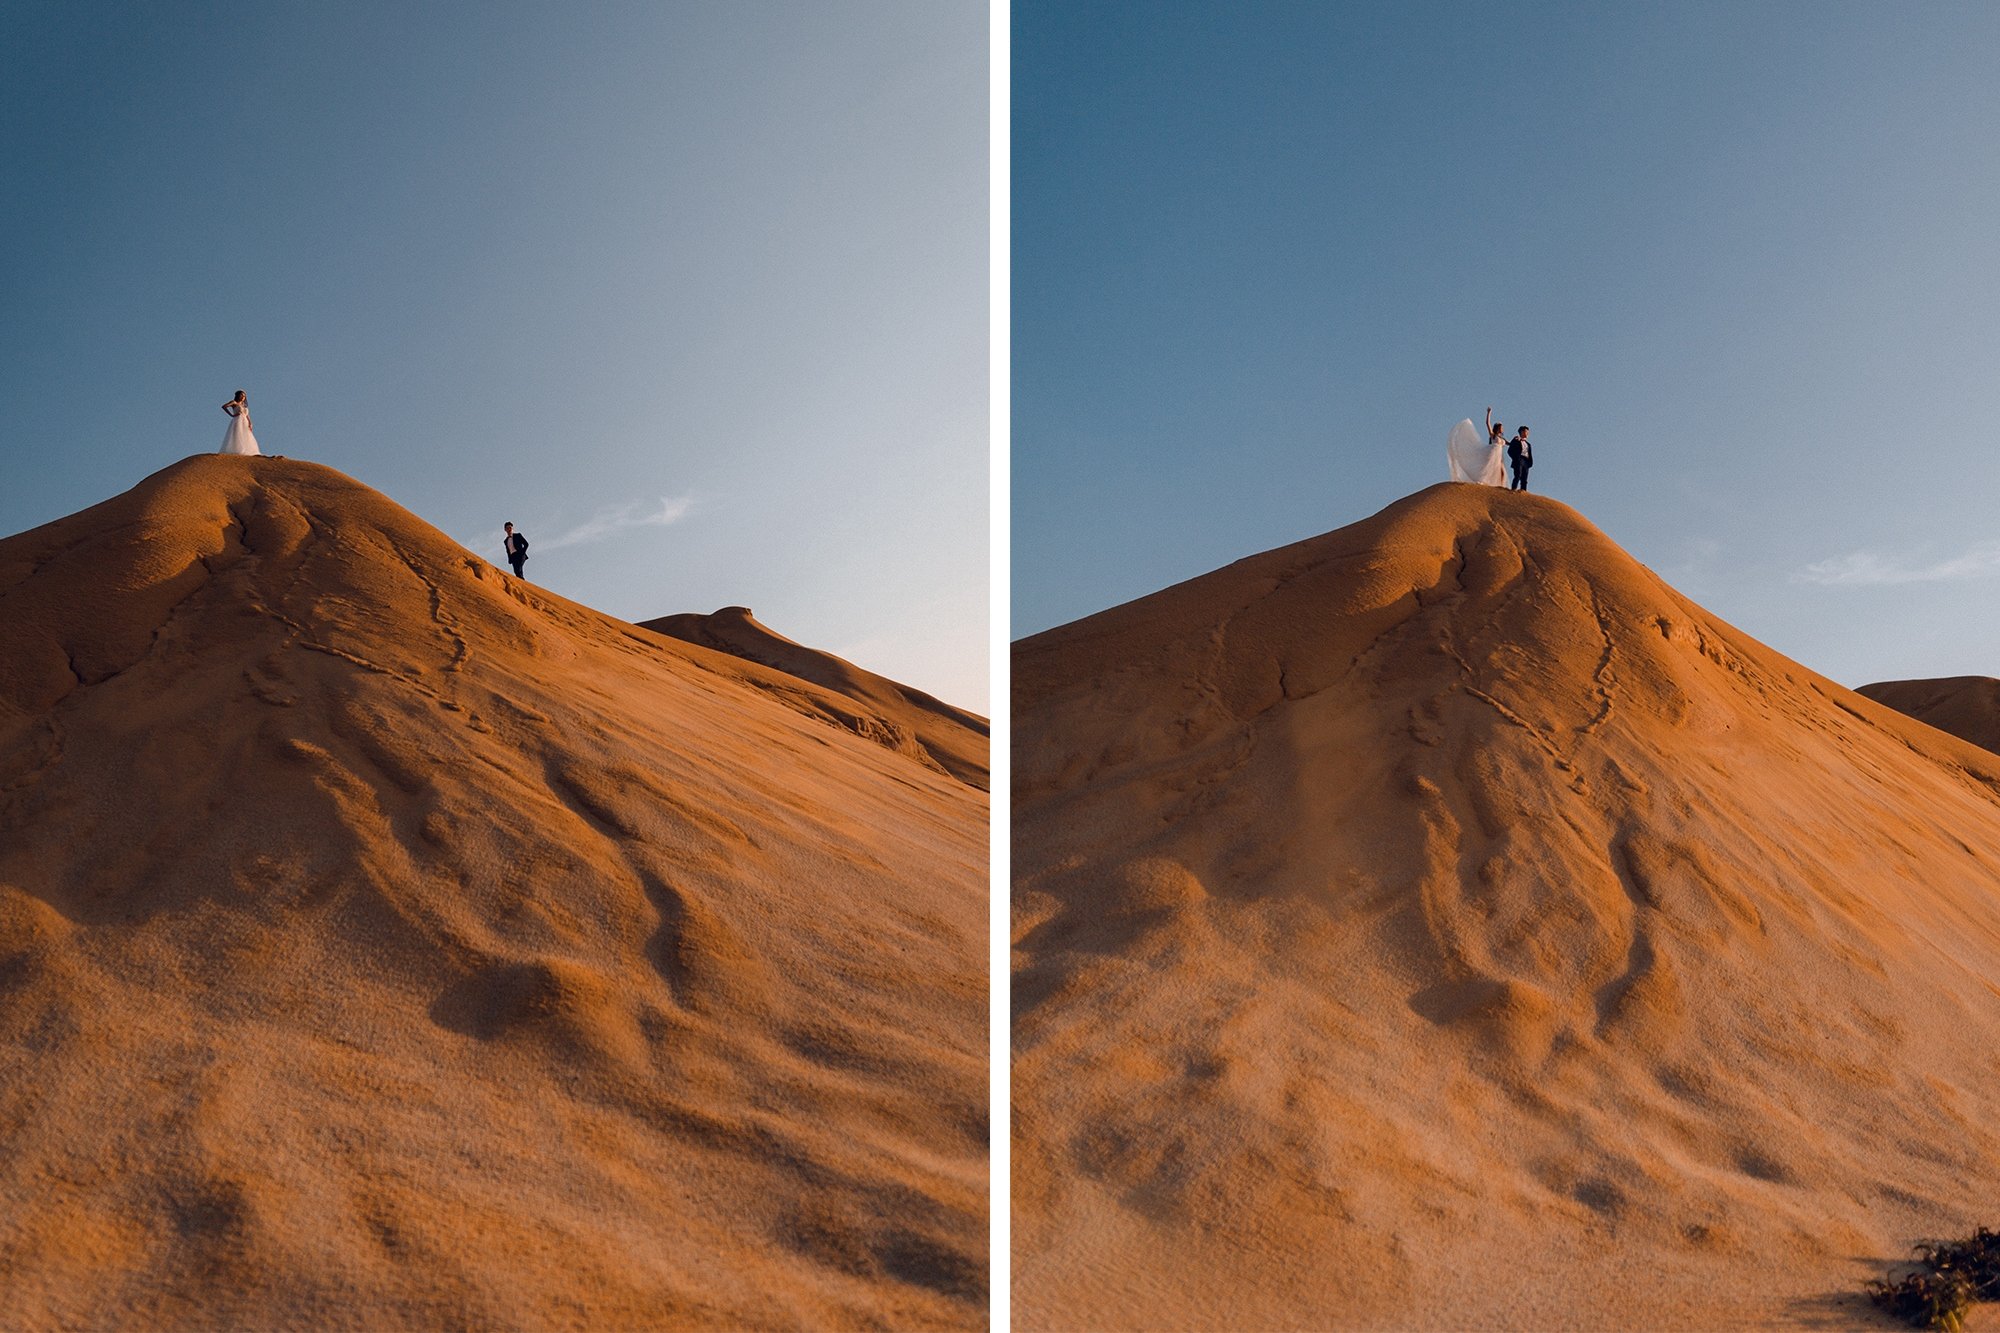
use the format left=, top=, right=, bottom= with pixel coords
left=1796, top=542, right=2000, bottom=586
left=535, top=496, right=694, bottom=552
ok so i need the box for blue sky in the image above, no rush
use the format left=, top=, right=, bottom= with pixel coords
left=1, top=1, right=988, bottom=711
left=1013, top=1, right=2000, bottom=689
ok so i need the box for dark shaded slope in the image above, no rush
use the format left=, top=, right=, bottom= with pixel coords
left=1860, top=675, right=2000, bottom=758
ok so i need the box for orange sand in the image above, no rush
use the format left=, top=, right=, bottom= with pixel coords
left=0, top=455, right=987, bottom=1330
left=1013, top=483, right=2000, bottom=1330
left=643, top=606, right=988, bottom=792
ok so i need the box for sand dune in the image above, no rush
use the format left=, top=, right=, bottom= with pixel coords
left=1013, top=482, right=2000, bottom=1330
left=1860, top=676, right=2000, bottom=759
left=642, top=606, right=988, bottom=791
left=0, top=455, right=987, bottom=1331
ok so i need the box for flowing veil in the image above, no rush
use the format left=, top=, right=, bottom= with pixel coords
left=1447, top=418, right=1504, bottom=485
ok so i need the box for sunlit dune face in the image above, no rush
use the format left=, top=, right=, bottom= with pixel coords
left=0, top=455, right=990, bottom=1331
left=1012, top=482, right=2000, bottom=1332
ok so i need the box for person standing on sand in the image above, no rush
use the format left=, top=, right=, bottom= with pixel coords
left=1508, top=426, right=1533, bottom=492
left=503, top=522, right=530, bottom=578
left=218, top=390, right=261, bottom=456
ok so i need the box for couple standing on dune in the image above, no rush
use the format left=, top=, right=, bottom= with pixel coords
left=1485, top=407, right=1533, bottom=492
left=217, top=389, right=532, bottom=581
left=1445, top=408, right=1535, bottom=491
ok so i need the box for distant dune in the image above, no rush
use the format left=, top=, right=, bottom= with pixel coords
left=1859, top=675, right=2000, bottom=758
left=1013, top=482, right=2000, bottom=1331
left=0, top=455, right=987, bottom=1331
left=642, top=606, right=988, bottom=791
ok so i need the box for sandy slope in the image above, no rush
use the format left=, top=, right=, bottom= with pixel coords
left=1013, top=482, right=2000, bottom=1331
left=0, top=455, right=987, bottom=1331
left=1860, top=676, right=2000, bottom=758
left=642, top=606, right=988, bottom=791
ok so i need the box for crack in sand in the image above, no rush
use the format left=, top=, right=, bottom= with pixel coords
left=230, top=490, right=346, bottom=626
left=1414, top=532, right=1577, bottom=769
left=1580, top=583, right=1618, bottom=737
left=261, top=606, right=444, bottom=702
left=386, top=539, right=472, bottom=677
left=222, top=506, right=460, bottom=708
left=1, top=529, right=105, bottom=597
left=1341, top=552, right=1474, bottom=686
left=1459, top=686, right=1572, bottom=768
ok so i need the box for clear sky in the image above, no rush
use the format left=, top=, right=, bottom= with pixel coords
left=1014, top=1, right=2000, bottom=690
left=2, top=1, right=989, bottom=712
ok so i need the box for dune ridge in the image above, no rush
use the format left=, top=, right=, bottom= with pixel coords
left=642, top=606, right=988, bottom=791
left=1013, top=482, right=2000, bottom=1330
left=1860, top=675, right=2000, bottom=759
left=0, top=455, right=987, bottom=1331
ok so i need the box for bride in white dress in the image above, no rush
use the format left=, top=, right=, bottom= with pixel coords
left=219, top=390, right=261, bottom=456
left=1446, top=406, right=1507, bottom=485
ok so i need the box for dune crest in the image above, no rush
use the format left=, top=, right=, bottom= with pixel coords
left=0, top=455, right=987, bottom=1330
left=1014, top=482, right=2000, bottom=1330
left=642, top=605, right=988, bottom=790
left=1860, top=675, right=2000, bottom=758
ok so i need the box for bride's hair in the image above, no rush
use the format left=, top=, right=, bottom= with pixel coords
left=1489, top=421, right=1504, bottom=437
left=234, top=390, right=246, bottom=401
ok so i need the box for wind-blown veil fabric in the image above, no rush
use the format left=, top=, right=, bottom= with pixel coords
left=1447, top=417, right=1504, bottom=485
left=219, top=410, right=261, bottom=456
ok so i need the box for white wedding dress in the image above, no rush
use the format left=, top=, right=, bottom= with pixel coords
left=1446, top=418, right=1505, bottom=485
left=219, top=403, right=261, bottom=456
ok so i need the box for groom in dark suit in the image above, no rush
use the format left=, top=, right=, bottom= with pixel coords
left=503, top=522, right=529, bottom=578
left=1508, top=427, right=1533, bottom=492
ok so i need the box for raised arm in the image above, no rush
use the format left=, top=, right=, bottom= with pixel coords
left=1484, top=406, right=1493, bottom=434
